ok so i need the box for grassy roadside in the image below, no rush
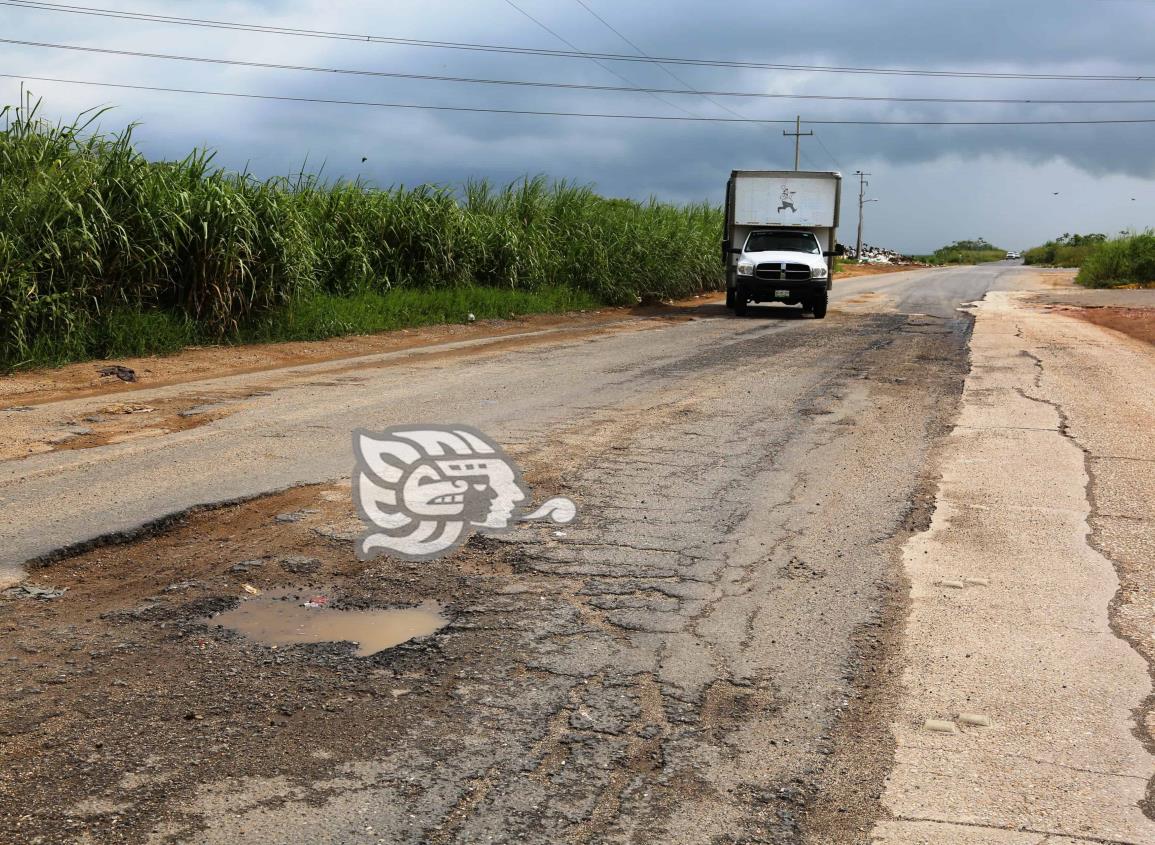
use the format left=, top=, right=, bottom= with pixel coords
left=1, top=97, right=722, bottom=370
left=1022, top=233, right=1106, bottom=269
left=1024, top=231, right=1155, bottom=288
left=1078, top=233, right=1155, bottom=287
left=29, top=285, right=601, bottom=365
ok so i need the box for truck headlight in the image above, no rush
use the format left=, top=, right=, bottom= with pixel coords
left=811, top=265, right=829, bottom=280
left=737, top=261, right=755, bottom=277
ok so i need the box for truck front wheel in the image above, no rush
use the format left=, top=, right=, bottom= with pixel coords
left=734, top=296, right=748, bottom=317
left=812, top=293, right=828, bottom=319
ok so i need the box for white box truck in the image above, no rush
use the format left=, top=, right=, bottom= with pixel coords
left=722, top=170, right=843, bottom=318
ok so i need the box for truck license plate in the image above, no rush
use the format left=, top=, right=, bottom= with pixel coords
left=774, top=289, right=790, bottom=298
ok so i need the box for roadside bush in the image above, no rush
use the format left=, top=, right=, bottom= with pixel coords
left=917, top=239, right=1005, bottom=265
left=1023, top=233, right=1107, bottom=268
left=0, top=97, right=724, bottom=369
left=1076, top=232, right=1155, bottom=288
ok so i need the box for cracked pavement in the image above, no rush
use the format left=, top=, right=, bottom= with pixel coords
left=3, top=267, right=1150, bottom=844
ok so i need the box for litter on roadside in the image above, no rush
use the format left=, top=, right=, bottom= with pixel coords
left=959, top=713, right=992, bottom=727
left=97, top=365, right=137, bottom=382
left=4, top=584, right=68, bottom=600
left=302, top=596, right=329, bottom=609
left=923, top=719, right=958, bottom=734
left=241, top=584, right=262, bottom=596
left=103, top=403, right=155, bottom=415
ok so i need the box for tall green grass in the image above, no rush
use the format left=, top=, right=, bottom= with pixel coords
left=1022, top=231, right=1155, bottom=287
left=0, top=96, right=723, bottom=369
left=1023, top=233, right=1107, bottom=268
left=1076, top=232, right=1155, bottom=288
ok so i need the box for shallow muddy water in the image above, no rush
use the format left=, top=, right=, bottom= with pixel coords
left=210, top=591, right=446, bottom=656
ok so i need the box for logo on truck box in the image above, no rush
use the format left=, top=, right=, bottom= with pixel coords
left=778, top=187, right=797, bottom=214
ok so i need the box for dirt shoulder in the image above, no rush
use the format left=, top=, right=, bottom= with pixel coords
left=0, top=311, right=691, bottom=463
left=1026, top=284, right=1155, bottom=348
left=838, top=262, right=928, bottom=279
left=0, top=304, right=687, bottom=408
left=1066, top=305, right=1155, bottom=347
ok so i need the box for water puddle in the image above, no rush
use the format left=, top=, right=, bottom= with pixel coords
left=210, top=590, right=446, bottom=656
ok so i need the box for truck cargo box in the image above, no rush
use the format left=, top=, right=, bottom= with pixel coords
left=731, top=171, right=840, bottom=228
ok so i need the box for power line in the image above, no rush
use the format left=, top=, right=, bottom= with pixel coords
left=569, top=0, right=746, bottom=119
left=4, top=0, right=1154, bottom=82
left=813, top=133, right=846, bottom=172
left=501, top=0, right=698, bottom=118
left=6, top=38, right=1155, bottom=107
left=9, top=72, right=1155, bottom=125
left=568, top=0, right=652, bottom=61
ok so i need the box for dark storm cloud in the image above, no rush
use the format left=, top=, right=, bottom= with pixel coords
left=4, top=0, right=1155, bottom=250
left=226, top=0, right=1155, bottom=181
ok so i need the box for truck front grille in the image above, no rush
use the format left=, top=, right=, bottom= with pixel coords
left=755, top=263, right=811, bottom=281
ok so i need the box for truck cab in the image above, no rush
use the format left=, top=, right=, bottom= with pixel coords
left=723, top=171, right=842, bottom=318
left=733, top=228, right=831, bottom=316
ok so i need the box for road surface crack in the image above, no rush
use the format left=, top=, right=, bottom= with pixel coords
left=894, top=815, right=1140, bottom=845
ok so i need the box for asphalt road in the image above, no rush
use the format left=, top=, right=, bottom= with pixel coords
left=0, top=265, right=1006, bottom=582
left=0, top=265, right=1025, bottom=844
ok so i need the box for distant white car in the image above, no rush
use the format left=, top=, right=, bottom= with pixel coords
left=1005, top=251, right=1021, bottom=260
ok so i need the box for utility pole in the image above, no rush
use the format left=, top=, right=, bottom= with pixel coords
left=783, top=115, right=813, bottom=171
left=854, top=171, right=877, bottom=261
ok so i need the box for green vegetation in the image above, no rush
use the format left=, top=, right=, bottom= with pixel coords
left=1023, top=233, right=1108, bottom=268
left=912, top=239, right=1005, bottom=266
left=0, top=98, right=723, bottom=370
left=20, top=286, right=600, bottom=365
left=1075, top=232, right=1155, bottom=288
left=1021, top=231, right=1155, bottom=287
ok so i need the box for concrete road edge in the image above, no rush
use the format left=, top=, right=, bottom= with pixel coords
left=871, top=291, right=1155, bottom=845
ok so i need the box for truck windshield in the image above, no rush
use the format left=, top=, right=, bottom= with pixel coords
left=744, top=231, right=820, bottom=255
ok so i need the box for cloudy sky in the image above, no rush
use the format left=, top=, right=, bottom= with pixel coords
left=4, top=0, right=1155, bottom=252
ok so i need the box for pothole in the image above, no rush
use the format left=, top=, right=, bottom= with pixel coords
left=208, top=590, right=447, bottom=656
